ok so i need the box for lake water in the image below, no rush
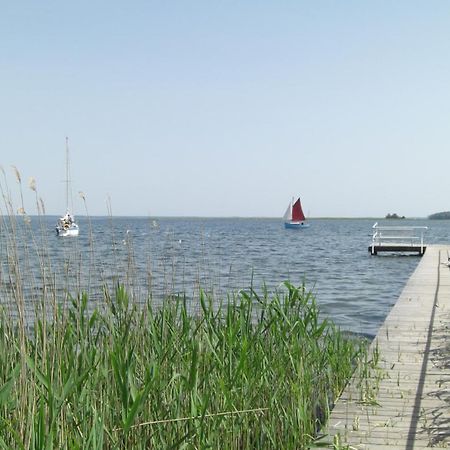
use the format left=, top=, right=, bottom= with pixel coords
left=2, top=216, right=450, bottom=337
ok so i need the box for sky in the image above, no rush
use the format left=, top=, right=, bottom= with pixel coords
left=1, top=1, right=450, bottom=218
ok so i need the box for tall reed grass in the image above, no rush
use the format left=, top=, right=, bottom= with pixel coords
left=0, top=167, right=371, bottom=449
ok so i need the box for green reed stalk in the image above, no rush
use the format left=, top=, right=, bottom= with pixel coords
left=0, top=166, right=371, bottom=449
left=0, top=280, right=369, bottom=449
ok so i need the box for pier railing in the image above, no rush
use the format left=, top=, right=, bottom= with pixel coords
left=370, top=222, right=428, bottom=255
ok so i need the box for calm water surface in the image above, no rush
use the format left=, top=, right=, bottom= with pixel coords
left=3, top=217, right=450, bottom=337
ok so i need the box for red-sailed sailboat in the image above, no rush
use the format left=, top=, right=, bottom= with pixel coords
left=283, top=197, right=310, bottom=229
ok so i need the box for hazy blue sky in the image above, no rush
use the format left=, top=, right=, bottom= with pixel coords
left=1, top=1, right=450, bottom=217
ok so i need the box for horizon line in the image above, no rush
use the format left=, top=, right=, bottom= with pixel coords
left=10, top=214, right=433, bottom=220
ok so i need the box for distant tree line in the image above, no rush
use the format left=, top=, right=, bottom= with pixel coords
left=385, top=213, right=405, bottom=219
left=428, top=211, right=450, bottom=220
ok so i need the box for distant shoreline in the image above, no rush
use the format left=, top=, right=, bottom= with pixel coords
left=19, top=215, right=432, bottom=220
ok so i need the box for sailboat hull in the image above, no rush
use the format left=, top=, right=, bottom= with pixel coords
left=56, top=224, right=79, bottom=237
left=284, top=221, right=310, bottom=229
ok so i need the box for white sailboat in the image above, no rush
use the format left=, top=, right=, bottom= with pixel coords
left=56, top=137, right=79, bottom=237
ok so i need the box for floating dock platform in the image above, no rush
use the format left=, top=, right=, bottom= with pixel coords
left=369, top=243, right=427, bottom=255
left=369, top=223, right=428, bottom=255
left=321, top=245, right=450, bottom=448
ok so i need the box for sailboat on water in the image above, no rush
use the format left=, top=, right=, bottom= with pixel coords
left=56, top=137, right=79, bottom=237
left=283, top=197, right=310, bottom=229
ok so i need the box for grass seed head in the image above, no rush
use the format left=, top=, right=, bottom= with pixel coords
left=39, top=197, right=46, bottom=214
left=12, top=165, right=21, bottom=183
left=29, top=177, right=37, bottom=192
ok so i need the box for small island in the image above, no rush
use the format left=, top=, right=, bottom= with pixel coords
left=428, top=211, right=450, bottom=220
left=385, top=213, right=405, bottom=219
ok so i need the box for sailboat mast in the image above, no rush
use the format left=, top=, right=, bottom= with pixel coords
left=65, top=137, right=69, bottom=210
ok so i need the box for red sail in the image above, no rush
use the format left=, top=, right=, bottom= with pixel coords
left=292, top=198, right=306, bottom=221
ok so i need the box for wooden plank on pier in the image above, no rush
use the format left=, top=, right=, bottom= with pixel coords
left=320, top=245, right=450, bottom=449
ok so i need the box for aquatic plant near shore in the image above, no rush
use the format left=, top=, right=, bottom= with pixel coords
left=0, top=282, right=367, bottom=449
left=0, top=166, right=371, bottom=448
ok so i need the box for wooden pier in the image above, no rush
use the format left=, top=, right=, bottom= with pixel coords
left=321, top=245, right=450, bottom=448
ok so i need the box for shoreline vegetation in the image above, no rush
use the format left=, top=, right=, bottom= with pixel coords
left=385, top=213, right=405, bottom=219
left=0, top=283, right=371, bottom=449
left=428, top=211, right=450, bottom=220
left=0, top=168, right=374, bottom=448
